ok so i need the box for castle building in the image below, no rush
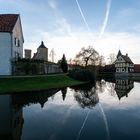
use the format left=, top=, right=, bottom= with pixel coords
left=33, top=41, right=48, bottom=61
left=0, top=14, right=24, bottom=75
left=115, top=50, right=134, bottom=73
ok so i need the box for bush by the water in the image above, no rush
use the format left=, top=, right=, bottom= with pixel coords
left=68, top=69, right=95, bottom=82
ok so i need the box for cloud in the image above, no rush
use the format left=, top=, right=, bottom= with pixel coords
left=95, top=32, right=140, bottom=63
left=24, top=30, right=140, bottom=64
left=48, top=0, right=56, bottom=10
left=47, top=0, right=73, bottom=36
left=55, top=17, right=73, bottom=36
left=118, top=8, right=140, bottom=18
left=22, top=0, right=140, bottom=64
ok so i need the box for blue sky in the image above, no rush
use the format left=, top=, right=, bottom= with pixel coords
left=0, top=0, right=140, bottom=63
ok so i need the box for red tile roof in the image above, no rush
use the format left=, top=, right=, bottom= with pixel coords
left=134, top=64, right=140, bottom=72
left=0, top=14, right=19, bottom=32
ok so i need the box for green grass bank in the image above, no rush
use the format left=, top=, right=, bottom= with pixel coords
left=0, top=74, right=86, bottom=93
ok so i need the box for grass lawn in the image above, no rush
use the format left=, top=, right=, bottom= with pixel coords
left=0, top=74, right=86, bottom=93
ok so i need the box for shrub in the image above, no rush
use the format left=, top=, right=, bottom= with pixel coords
left=68, top=69, right=95, bottom=82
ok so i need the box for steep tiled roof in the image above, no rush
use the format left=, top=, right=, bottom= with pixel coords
left=121, top=55, right=133, bottom=64
left=117, top=50, right=122, bottom=58
left=116, top=50, right=133, bottom=64
left=0, top=14, right=19, bottom=32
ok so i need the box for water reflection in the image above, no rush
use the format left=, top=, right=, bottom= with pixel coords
left=70, top=84, right=99, bottom=108
left=12, top=89, right=60, bottom=108
left=61, top=88, right=67, bottom=101
left=97, top=78, right=134, bottom=100
left=0, top=77, right=138, bottom=140
left=0, top=95, right=23, bottom=140
left=0, top=89, right=60, bottom=140
left=115, top=79, right=134, bottom=100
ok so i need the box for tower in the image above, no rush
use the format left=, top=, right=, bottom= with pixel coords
left=33, top=41, right=48, bottom=61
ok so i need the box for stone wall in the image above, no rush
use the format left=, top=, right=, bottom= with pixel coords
left=12, top=58, right=62, bottom=75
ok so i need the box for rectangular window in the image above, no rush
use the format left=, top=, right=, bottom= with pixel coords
left=14, top=37, right=16, bottom=46
left=18, top=39, right=20, bottom=47
left=14, top=37, right=20, bottom=47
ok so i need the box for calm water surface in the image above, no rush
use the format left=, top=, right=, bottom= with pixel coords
left=0, top=79, right=140, bottom=140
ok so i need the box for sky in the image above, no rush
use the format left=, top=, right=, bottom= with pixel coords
left=0, top=0, right=140, bottom=64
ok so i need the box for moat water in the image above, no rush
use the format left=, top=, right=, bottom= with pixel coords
left=0, top=78, right=140, bottom=140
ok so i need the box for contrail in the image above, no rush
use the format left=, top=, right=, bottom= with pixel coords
left=76, top=110, right=90, bottom=140
left=99, top=0, right=112, bottom=38
left=98, top=103, right=111, bottom=140
left=75, top=0, right=90, bottom=32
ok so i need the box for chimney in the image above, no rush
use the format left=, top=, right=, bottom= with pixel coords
left=24, top=49, right=32, bottom=59
left=126, top=53, right=128, bottom=57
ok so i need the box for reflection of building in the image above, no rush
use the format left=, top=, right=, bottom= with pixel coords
left=115, top=79, right=134, bottom=100
left=0, top=95, right=23, bottom=140
left=0, top=89, right=60, bottom=140
left=12, top=89, right=60, bottom=108
left=115, top=50, right=134, bottom=73
left=0, top=14, right=24, bottom=75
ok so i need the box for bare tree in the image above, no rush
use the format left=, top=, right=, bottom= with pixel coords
left=108, top=53, right=116, bottom=64
left=75, top=46, right=100, bottom=67
left=49, top=49, right=56, bottom=62
left=99, top=55, right=106, bottom=66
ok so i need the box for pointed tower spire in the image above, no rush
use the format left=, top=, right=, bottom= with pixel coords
left=117, top=50, right=122, bottom=58
left=39, top=41, right=47, bottom=48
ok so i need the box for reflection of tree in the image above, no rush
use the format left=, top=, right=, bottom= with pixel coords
left=107, top=82, right=116, bottom=97
left=61, top=87, right=67, bottom=101
left=70, top=84, right=99, bottom=108
left=96, top=80, right=106, bottom=93
left=97, top=76, right=116, bottom=97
